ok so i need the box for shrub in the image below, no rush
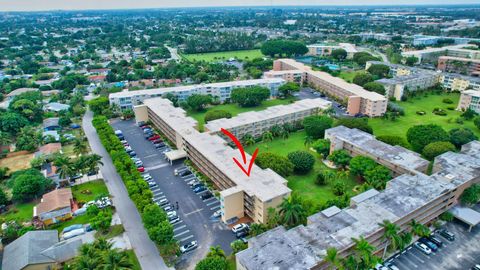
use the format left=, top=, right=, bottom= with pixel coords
left=406, top=124, right=449, bottom=153
left=442, top=98, right=453, bottom=104
left=328, top=149, right=351, bottom=168
left=416, top=111, right=426, bottom=115
left=449, top=128, right=478, bottom=148
left=376, top=135, right=409, bottom=148
left=204, top=110, right=232, bottom=123
left=474, top=116, right=480, bottom=130
left=302, top=115, right=333, bottom=139
left=332, top=181, right=347, bottom=196
left=422, top=141, right=456, bottom=160
left=439, top=212, right=454, bottom=222
left=287, top=151, right=315, bottom=174
left=316, top=173, right=326, bottom=185
left=352, top=73, right=373, bottom=87
left=432, top=108, right=447, bottom=116
left=447, top=106, right=455, bottom=110
left=334, top=118, right=373, bottom=134
left=255, top=152, right=294, bottom=177
left=313, top=139, right=331, bottom=158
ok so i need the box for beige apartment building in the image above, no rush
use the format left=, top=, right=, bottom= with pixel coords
left=265, top=59, right=387, bottom=117
left=457, top=89, right=480, bottom=113
left=205, top=98, right=332, bottom=140
left=236, top=133, right=480, bottom=270
left=307, top=43, right=358, bottom=59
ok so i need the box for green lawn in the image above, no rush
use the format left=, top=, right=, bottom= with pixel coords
left=0, top=201, right=36, bottom=223
left=187, top=98, right=297, bottom=131
left=245, top=131, right=358, bottom=206
left=71, top=180, right=109, bottom=203
left=338, top=70, right=366, bottom=83
left=182, top=49, right=263, bottom=62
left=49, top=212, right=93, bottom=233
left=95, top=224, right=124, bottom=239
left=125, top=249, right=142, bottom=270
left=369, top=92, right=480, bottom=139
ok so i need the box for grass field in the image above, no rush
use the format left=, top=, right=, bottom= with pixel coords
left=187, top=98, right=296, bottom=131
left=0, top=201, right=36, bottom=223
left=125, top=249, right=142, bottom=270
left=182, top=49, right=263, bottom=62
left=369, top=92, right=480, bottom=139
left=245, top=131, right=358, bottom=205
left=0, top=151, right=34, bottom=173
left=71, top=180, right=109, bottom=203
left=338, top=70, right=366, bottom=83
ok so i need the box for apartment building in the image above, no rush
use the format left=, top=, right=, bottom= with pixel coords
left=355, top=32, right=392, bottom=41
left=457, top=90, right=480, bottom=113
left=325, top=126, right=429, bottom=175
left=402, top=44, right=480, bottom=64
left=307, top=43, right=358, bottom=59
left=437, top=56, right=480, bottom=77
left=204, top=98, right=332, bottom=140
left=236, top=138, right=480, bottom=270
left=134, top=97, right=334, bottom=224
left=266, top=59, right=387, bottom=117
left=441, top=73, right=480, bottom=92
left=377, top=73, right=440, bottom=100
left=412, top=35, right=480, bottom=46
left=109, top=78, right=285, bottom=109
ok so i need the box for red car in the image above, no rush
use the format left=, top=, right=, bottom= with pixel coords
left=148, top=135, right=161, bottom=141
left=137, top=166, right=145, bottom=172
left=152, top=139, right=163, bottom=144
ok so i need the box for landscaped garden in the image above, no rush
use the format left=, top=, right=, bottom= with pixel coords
left=182, top=49, right=263, bottom=62
left=71, top=179, right=109, bottom=203
left=369, top=92, right=480, bottom=139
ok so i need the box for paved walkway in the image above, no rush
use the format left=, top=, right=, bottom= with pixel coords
left=83, top=110, right=170, bottom=270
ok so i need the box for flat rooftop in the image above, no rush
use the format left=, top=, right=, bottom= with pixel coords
left=204, top=98, right=332, bottom=133
left=276, top=59, right=386, bottom=101
left=237, top=141, right=480, bottom=270
left=325, top=126, right=430, bottom=173
left=401, top=44, right=472, bottom=56
left=109, top=78, right=285, bottom=99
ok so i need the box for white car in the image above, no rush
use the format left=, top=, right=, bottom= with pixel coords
left=212, top=210, right=222, bottom=218
left=167, top=211, right=177, bottom=218
left=414, top=242, right=432, bottom=255
left=142, top=174, right=153, bottom=181
left=180, top=241, right=198, bottom=253
left=232, top=223, right=249, bottom=234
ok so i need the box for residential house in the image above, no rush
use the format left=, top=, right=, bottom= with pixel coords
left=44, top=102, right=70, bottom=112
left=43, top=117, right=60, bottom=131
left=34, top=188, right=73, bottom=225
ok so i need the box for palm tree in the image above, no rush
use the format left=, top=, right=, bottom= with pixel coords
left=341, top=255, right=357, bottom=270
left=101, top=249, right=133, bottom=270
left=280, top=128, right=290, bottom=140
left=399, top=232, right=412, bottom=250
left=304, top=136, right=314, bottom=148
left=261, top=131, right=274, bottom=143
left=207, top=245, right=225, bottom=258
left=351, top=236, right=377, bottom=269
left=325, top=247, right=342, bottom=270
left=74, top=256, right=100, bottom=270
left=409, top=219, right=430, bottom=237
left=93, top=238, right=113, bottom=251
left=242, top=134, right=255, bottom=146
left=86, top=154, right=104, bottom=179
left=379, top=220, right=401, bottom=259
left=73, top=138, right=89, bottom=156
left=54, top=154, right=75, bottom=180
left=279, top=193, right=306, bottom=228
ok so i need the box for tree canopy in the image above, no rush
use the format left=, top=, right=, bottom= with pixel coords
left=287, top=151, right=315, bottom=174
left=204, top=110, right=232, bottom=123
left=303, top=115, right=333, bottom=139
left=422, top=141, right=456, bottom=160
left=187, top=94, right=212, bottom=111
left=406, top=124, right=449, bottom=153
left=353, top=73, right=374, bottom=87
left=334, top=118, right=373, bottom=134
left=260, top=40, right=308, bottom=57
left=449, top=128, right=478, bottom=148
left=255, top=152, right=294, bottom=177
left=367, top=64, right=390, bottom=78
left=231, top=86, right=270, bottom=107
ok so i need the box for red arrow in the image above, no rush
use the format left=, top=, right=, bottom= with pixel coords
left=221, top=128, right=259, bottom=177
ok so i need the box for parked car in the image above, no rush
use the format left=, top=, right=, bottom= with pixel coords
left=134, top=160, right=143, bottom=167
left=147, top=181, right=156, bottom=187
left=419, top=237, right=438, bottom=252
left=96, top=197, right=112, bottom=209
left=137, top=166, right=145, bottom=172
left=188, top=179, right=199, bottom=186
left=114, top=130, right=123, bottom=137
left=180, top=241, right=198, bottom=253
left=212, top=210, right=222, bottom=218
left=125, top=146, right=133, bottom=153
left=414, top=242, right=432, bottom=255
left=163, top=204, right=174, bottom=212
left=169, top=215, right=180, bottom=224
left=437, top=229, right=455, bottom=241
left=374, top=263, right=388, bottom=270
left=142, top=174, right=153, bottom=181
left=148, top=135, right=161, bottom=141
left=235, top=230, right=248, bottom=239
left=137, top=121, right=146, bottom=127
left=384, top=262, right=400, bottom=270
left=157, top=198, right=169, bottom=206
left=193, top=186, right=206, bottom=193
left=232, top=223, right=249, bottom=234
left=63, top=228, right=85, bottom=240
left=63, top=224, right=83, bottom=234
left=180, top=170, right=192, bottom=177
left=472, top=264, right=480, bottom=270
left=166, top=211, right=177, bottom=218
left=201, top=192, right=213, bottom=200
left=191, top=183, right=204, bottom=189
left=73, top=207, right=87, bottom=216
left=144, top=133, right=154, bottom=139
left=427, top=235, right=443, bottom=247
left=174, top=167, right=187, bottom=175
left=128, top=151, right=137, bottom=157
left=152, top=139, right=163, bottom=144
left=142, top=128, right=152, bottom=133
left=154, top=142, right=165, bottom=149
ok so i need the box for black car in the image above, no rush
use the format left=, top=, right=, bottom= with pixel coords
left=128, top=151, right=137, bottom=157
left=144, top=133, right=154, bottom=139
left=201, top=192, right=213, bottom=200
left=419, top=237, right=438, bottom=252
left=235, top=230, right=249, bottom=239
left=154, top=142, right=166, bottom=149
left=180, top=170, right=192, bottom=177
left=428, top=235, right=443, bottom=247
left=191, top=183, right=204, bottom=189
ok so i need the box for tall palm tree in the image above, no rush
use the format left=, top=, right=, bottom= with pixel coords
left=74, top=256, right=100, bottom=270
left=351, top=236, right=377, bottom=269
left=86, top=154, right=104, bottom=178
left=73, top=138, right=89, bottom=156
left=242, top=134, right=255, bottom=146
left=279, top=193, right=306, bottom=228
left=379, top=220, right=402, bottom=259
left=262, top=131, right=274, bottom=143
left=304, top=136, right=314, bottom=148
left=207, top=245, right=226, bottom=258
left=101, top=249, right=133, bottom=270
left=54, top=154, right=75, bottom=180
left=399, top=232, right=412, bottom=250
left=325, top=247, right=342, bottom=270
left=409, top=219, right=430, bottom=237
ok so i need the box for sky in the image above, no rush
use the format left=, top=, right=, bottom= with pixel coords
left=0, top=0, right=479, bottom=12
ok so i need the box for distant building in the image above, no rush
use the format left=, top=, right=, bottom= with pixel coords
left=412, top=35, right=480, bottom=46
left=307, top=43, right=358, bottom=59
left=402, top=44, right=480, bottom=64
left=34, top=188, right=73, bottom=226
left=266, top=59, right=387, bottom=117
left=43, top=117, right=60, bottom=131
left=437, top=56, right=480, bottom=77
left=457, top=90, right=480, bottom=113
left=355, top=32, right=392, bottom=41
left=109, top=78, right=285, bottom=109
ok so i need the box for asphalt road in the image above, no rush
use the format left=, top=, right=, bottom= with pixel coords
left=112, top=119, right=236, bottom=270
left=83, top=111, right=169, bottom=270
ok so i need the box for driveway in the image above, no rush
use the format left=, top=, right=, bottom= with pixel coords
left=112, top=119, right=237, bottom=270
left=297, top=88, right=349, bottom=117
left=82, top=110, right=169, bottom=270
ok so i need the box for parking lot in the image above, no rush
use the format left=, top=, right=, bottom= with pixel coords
left=296, top=88, right=349, bottom=116
left=385, top=216, right=480, bottom=270
left=112, top=119, right=236, bottom=269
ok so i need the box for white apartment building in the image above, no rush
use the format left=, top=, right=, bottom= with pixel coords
left=109, top=78, right=285, bottom=109
left=307, top=43, right=358, bottom=59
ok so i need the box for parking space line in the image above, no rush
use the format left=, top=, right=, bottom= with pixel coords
left=203, top=197, right=216, bottom=202
left=196, top=190, right=208, bottom=195
left=183, top=176, right=196, bottom=181
left=157, top=195, right=166, bottom=200
left=184, top=208, right=204, bottom=216
left=174, top=230, right=190, bottom=238
left=173, top=225, right=187, bottom=232
left=206, top=200, right=219, bottom=206
left=210, top=205, right=221, bottom=210
left=408, top=251, right=426, bottom=263
left=145, top=163, right=170, bottom=171
left=153, top=191, right=163, bottom=196
left=151, top=187, right=161, bottom=192
left=180, top=235, right=194, bottom=242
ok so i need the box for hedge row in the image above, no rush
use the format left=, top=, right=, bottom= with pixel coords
left=92, top=116, right=177, bottom=260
